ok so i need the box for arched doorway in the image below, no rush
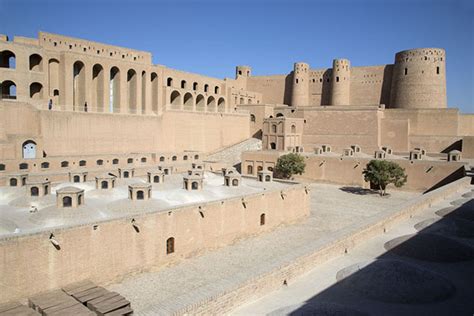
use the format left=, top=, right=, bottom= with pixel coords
left=31, top=187, right=39, bottom=196
left=9, top=178, right=17, bottom=186
left=127, top=69, right=137, bottom=113
left=73, top=175, right=80, bottom=183
left=196, top=94, right=205, bottom=111
left=101, top=181, right=108, bottom=189
left=207, top=96, right=216, bottom=112
left=92, top=64, right=104, bottom=112
left=183, top=92, right=193, bottom=110
left=154, top=176, right=160, bottom=183
left=217, top=97, right=225, bottom=112
left=192, top=182, right=199, bottom=190
left=247, top=165, right=253, bottom=174
left=73, top=61, right=85, bottom=110
left=170, top=90, right=181, bottom=108
left=63, top=196, right=72, bottom=207
left=137, top=190, right=144, bottom=200
left=22, top=140, right=37, bottom=159
left=151, top=72, right=159, bottom=113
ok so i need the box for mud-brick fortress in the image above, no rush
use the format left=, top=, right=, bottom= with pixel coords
left=0, top=31, right=473, bottom=305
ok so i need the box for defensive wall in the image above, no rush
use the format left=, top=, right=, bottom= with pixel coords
left=0, top=182, right=310, bottom=303
left=242, top=150, right=467, bottom=192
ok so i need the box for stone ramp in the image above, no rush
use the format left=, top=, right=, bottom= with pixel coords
left=206, top=138, right=262, bottom=166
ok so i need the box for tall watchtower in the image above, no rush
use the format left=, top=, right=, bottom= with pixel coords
left=330, top=58, right=351, bottom=105
left=235, top=66, right=252, bottom=79
left=291, top=62, right=309, bottom=107
left=390, top=48, right=446, bottom=109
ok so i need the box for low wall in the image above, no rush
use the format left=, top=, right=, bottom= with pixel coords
left=0, top=184, right=310, bottom=303
left=181, top=177, right=471, bottom=315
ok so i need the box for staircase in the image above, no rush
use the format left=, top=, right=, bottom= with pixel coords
left=205, top=138, right=262, bottom=166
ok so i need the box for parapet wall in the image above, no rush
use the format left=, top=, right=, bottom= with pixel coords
left=0, top=183, right=310, bottom=303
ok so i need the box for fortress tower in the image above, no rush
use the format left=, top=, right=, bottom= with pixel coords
left=330, top=58, right=351, bottom=105
left=291, top=62, right=309, bottom=107
left=235, top=65, right=252, bottom=79
left=390, top=48, right=447, bottom=109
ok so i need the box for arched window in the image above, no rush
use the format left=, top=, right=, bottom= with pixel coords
left=193, top=82, right=198, bottom=90
left=192, top=182, right=199, bottom=190
left=250, top=114, right=256, bottom=122
left=265, top=175, right=271, bottom=181
left=270, top=142, right=276, bottom=150
left=73, top=61, right=86, bottom=109
left=110, top=67, right=121, bottom=113
left=10, top=178, right=17, bottom=186
left=172, top=156, right=177, bottom=161
left=78, top=194, right=83, bottom=205
left=291, top=125, right=296, bottom=133
left=183, top=155, right=188, bottom=161
left=181, top=80, right=186, bottom=89
left=31, top=187, right=39, bottom=196
left=160, top=156, right=165, bottom=162
left=196, top=94, right=205, bottom=111
left=101, top=181, right=108, bottom=189
left=0, top=164, right=5, bottom=171
left=22, top=140, right=37, bottom=159
left=29, top=82, right=43, bottom=99
left=276, top=113, right=284, bottom=117
left=19, top=163, right=28, bottom=170
left=112, top=159, right=119, bottom=165
left=137, top=190, right=144, bottom=200
left=240, top=97, right=244, bottom=104
left=214, top=86, right=220, bottom=94
left=153, top=175, right=160, bottom=183
left=141, top=71, right=147, bottom=114
left=167, top=77, right=173, bottom=87
left=232, top=179, right=239, bottom=186
left=257, top=166, right=263, bottom=172
left=151, top=73, right=158, bottom=113
left=41, top=162, right=49, bottom=169
left=96, top=159, right=103, bottom=166
left=184, top=93, right=193, bottom=109
left=1, top=80, right=17, bottom=99
left=0, top=50, right=16, bottom=68
left=248, top=98, right=252, bottom=104
left=127, top=158, right=133, bottom=164
left=141, top=157, right=147, bottom=163
left=207, top=96, right=216, bottom=111
left=260, top=213, right=265, bottom=226
left=194, top=155, right=199, bottom=160
left=29, top=54, right=43, bottom=71
left=272, top=125, right=277, bottom=133
left=170, top=90, right=181, bottom=106
left=123, top=171, right=129, bottom=178
left=127, top=69, right=137, bottom=113
left=92, top=64, right=104, bottom=112
left=247, top=165, right=253, bottom=174
left=73, top=175, right=80, bottom=183
left=204, top=84, right=209, bottom=92
left=63, top=196, right=72, bottom=207
left=166, top=237, right=175, bottom=254
left=79, top=160, right=86, bottom=166
left=217, top=97, right=225, bottom=112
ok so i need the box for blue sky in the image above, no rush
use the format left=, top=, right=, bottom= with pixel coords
left=0, top=0, right=472, bottom=113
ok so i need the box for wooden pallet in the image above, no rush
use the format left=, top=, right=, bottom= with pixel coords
left=28, top=289, right=94, bottom=316
left=0, top=301, right=40, bottom=315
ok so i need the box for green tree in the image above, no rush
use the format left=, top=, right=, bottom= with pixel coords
left=363, top=160, right=407, bottom=196
left=275, top=153, right=306, bottom=179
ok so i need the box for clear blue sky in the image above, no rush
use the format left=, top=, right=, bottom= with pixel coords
left=1, top=0, right=472, bottom=113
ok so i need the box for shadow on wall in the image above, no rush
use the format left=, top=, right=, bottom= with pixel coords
left=321, top=69, right=332, bottom=105
left=424, top=166, right=465, bottom=194
left=284, top=74, right=293, bottom=105
left=252, top=129, right=263, bottom=139
left=380, top=65, right=394, bottom=107
left=441, top=140, right=462, bottom=154
left=281, top=194, right=474, bottom=316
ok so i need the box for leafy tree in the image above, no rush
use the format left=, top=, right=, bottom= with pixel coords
left=275, top=153, right=306, bottom=179
left=363, top=160, right=407, bottom=196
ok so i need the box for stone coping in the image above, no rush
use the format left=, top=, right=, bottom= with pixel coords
left=56, top=186, right=84, bottom=194
left=128, top=183, right=152, bottom=189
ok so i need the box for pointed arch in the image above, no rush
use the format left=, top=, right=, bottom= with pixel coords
left=207, top=96, right=216, bottom=112
left=217, top=97, right=226, bottom=113
left=196, top=94, right=205, bottom=112
left=183, top=92, right=193, bottom=110
left=92, top=64, right=104, bottom=112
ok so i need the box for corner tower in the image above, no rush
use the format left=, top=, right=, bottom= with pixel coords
left=291, top=62, right=309, bottom=107
left=330, top=59, right=351, bottom=105
left=390, top=48, right=446, bottom=109
left=235, top=66, right=252, bottom=79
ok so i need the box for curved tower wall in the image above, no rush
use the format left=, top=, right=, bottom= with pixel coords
left=390, top=48, right=446, bottom=109
left=291, top=62, right=309, bottom=107
left=330, top=59, right=351, bottom=105
left=235, top=66, right=252, bottom=79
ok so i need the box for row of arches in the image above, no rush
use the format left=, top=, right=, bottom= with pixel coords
left=170, top=91, right=226, bottom=112
left=0, top=50, right=43, bottom=71
left=72, top=61, right=159, bottom=113
left=0, top=80, right=45, bottom=100
left=167, top=77, right=221, bottom=95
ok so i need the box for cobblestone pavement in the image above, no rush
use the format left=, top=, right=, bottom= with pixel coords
left=107, top=183, right=417, bottom=315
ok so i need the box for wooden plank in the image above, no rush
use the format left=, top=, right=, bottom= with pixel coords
left=42, top=300, right=79, bottom=315
left=89, top=295, right=125, bottom=312
left=0, top=305, right=40, bottom=316
left=86, top=292, right=120, bottom=308
left=0, top=302, right=22, bottom=313
left=104, top=305, right=133, bottom=316
left=74, top=287, right=108, bottom=304
left=62, top=280, right=96, bottom=295
left=28, top=290, right=71, bottom=312
left=95, top=299, right=130, bottom=315
left=45, top=304, right=95, bottom=316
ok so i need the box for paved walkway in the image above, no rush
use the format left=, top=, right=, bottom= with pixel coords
left=107, top=183, right=417, bottom=315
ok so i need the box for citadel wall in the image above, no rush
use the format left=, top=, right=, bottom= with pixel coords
left=0, top=183, right=310, bottom=303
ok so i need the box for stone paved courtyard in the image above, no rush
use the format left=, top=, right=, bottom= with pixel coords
left=107, top=183, right=418, bottom=315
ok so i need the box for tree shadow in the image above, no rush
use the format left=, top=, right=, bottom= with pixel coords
left=339, top=186, right=378, bottom=196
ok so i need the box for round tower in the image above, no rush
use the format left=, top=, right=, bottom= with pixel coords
left=235, top=66, right=252, bottom=79
left=291, top=62, right=309, bottom=107
left=330, top=59, right=351, bottom=105
left=390, top=48, right=446, bottom=109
